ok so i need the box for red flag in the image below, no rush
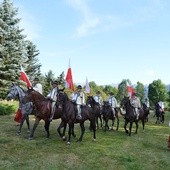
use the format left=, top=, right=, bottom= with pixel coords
left=20, top=66, right=32, bottom=88
left=127, top=81, right=135, bottom=97
left=65, top=60, right=74, bottom=91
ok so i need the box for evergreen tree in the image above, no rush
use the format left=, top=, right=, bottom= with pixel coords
left=24, top=40, right=41, bottom=80
left=0, top=0, right=41, bottom=98
left=0, top=0, right=26, bottom=98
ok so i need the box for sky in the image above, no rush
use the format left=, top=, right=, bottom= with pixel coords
left=3, top=0, right=170, bottom=85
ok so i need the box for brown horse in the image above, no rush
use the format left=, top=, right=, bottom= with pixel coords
left=142, top=103, right=150, bottom=122
left=22, top=88, right=64, bottom=139
left=121, top=96, right=145, bottom=136
left=57, top=90, right=96, bottom=144
left=86, top=96, right=102, bottom=129
left=101, top=101, right=120, bottom=131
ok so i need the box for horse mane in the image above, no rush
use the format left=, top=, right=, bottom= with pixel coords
left=28, top=88, right=47, bottom=101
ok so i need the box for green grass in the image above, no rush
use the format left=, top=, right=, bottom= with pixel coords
left=0, top=110, right=170, bottom=170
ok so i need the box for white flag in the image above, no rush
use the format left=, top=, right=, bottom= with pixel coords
left=85, top=77, right=90, bottom=94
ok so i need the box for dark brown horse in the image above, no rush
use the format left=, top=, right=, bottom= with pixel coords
left=22, top=88, right=64, bottom=139
left=57, top=90, right=96, bottom=144
left=121, top=96, right=145, bottom=136
left=155, top=102, right=165, bottom=124
left=101, top=101, right=120, bottom=131
left=86, top=96, right=102, bottom=129
left=142, top=103, right=150, bottom=122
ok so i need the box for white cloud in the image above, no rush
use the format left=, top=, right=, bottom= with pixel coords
left=66, top=0, right=101, bottom=37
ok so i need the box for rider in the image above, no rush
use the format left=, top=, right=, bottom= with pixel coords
left=33, top=77, right=43, bottom=94
left=130, top=93, right=141, bottom=120
left=47, top=80, right=59, bottom=121
left=93, top=91, right=103, bottom=106
left=144, top=98, right=150, bottom=108
left=72, top=85, right=85, bottom=120
left=107, top=92, right=118, bottom=117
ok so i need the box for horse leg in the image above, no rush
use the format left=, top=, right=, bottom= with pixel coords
left=129, top=122, right=133, bottom=136
left=124, top=120, right=129, bottom=134
left=116, top=117, right=119, bottom=131
left=29, top=118, right=40, bottom=140
left=104, top=119, right=108, bottom=131
left=67, top=123, right=74, bottom=145
left=57, top=120, right=66, bottom=140
left=134, top=121, right=138, bottom=134
left=77, top=122, right=85, bottom=143
left=17, top=114, right=26, bottom=135
left=25, top=115, right=30, bottom=133
left=71, top=124, right=76, bottom=138
left=99, top=115, right=103, bottom=128
left=44, top=119, right=50, bottom=138
left=96, top=117, right=99, bottom=129
left=90, top=120, right=96, bottom=142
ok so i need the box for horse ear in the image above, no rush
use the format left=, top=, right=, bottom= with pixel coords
left=28, top=86, right=33, bottom=90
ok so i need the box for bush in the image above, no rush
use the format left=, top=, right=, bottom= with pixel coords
left=0, top=101, right=17, bottom=116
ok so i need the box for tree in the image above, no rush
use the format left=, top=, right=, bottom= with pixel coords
left=116, top=79, right=128, bottom=102
left=24, top=40, right=41, bottom=80
left=0, top=0, right=41, bottom=98
left=135, top=81, right=145, bottom=102
left=148, top=79, right=167, bottom=107
left=0, top=0, right=26, bottom=98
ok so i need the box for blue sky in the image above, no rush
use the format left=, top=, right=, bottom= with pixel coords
left=5, top=0, right=170, bottom=85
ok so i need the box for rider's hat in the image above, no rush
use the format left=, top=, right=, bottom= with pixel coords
left=77, top=85, right=82, bottom=89
left=34, top=77, right=39, bottom=81
left=110, top=92, right=114, bottom=95
left=53, top=80, right=59, bottom=85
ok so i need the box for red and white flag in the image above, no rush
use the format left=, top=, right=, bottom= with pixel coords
left=85, top=77, right=90, bottom=94
left=65, top=60, right=74, bottom=91
left=20, top=66, right=32, bottom=88
left=127, top=81, right=135, bottom=97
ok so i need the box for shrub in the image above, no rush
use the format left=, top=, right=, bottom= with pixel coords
left=0, top=101, right=17, bottom=116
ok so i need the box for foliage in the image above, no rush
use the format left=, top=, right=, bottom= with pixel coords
left=135, top=81, right=145, bottom=102
left=148, top=79, right=168, bottom=106
left=0, top=101, right=17, bottom=115
left=116, top=79, right=128, bottom=102
left=0, top=0, right=41, bottom=99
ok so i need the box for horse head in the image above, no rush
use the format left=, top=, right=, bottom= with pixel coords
left=7, top=84, right=25, bottom=101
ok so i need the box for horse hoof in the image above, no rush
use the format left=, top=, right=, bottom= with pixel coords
left=16, top=132, right=21, bottom=135
left=29, top=137, right=33, bottom=140
left=93, top=139, right=96, bottom=142
left=62, top=136, right=66, bottom=141
left=67, top=141, right=71, bottom=145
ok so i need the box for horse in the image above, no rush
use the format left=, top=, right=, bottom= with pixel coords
left=86, top=96, right=102, bottom=129
left=120, top=96, right=145, bottom=136
left=101, top=101, right=120, bottom=131
left=142, top=103, right=150, bottom=122
left=22, top=88, right=66, bottom=139
left=155, top=102, right=164, bottom=124
left=57, top=90, right=96, bottom=144
left=6, top=84, right=33, bottom=135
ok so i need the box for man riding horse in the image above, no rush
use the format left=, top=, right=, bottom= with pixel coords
left=130, top=93, right=141, bottom=120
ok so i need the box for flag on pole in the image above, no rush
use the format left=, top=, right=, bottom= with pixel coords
left=126, top=81, right=135, bottom=97
left=85, top=77, right=90, bottom=94
left=65, top=60, right=74, bottom=91
left=20, top=66, right=32, bottom=88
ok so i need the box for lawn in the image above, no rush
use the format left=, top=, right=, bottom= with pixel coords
left=0, top=110, right=170, bottom=170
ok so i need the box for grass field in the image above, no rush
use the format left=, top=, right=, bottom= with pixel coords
left=0, top=110, right=170, bottom=170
